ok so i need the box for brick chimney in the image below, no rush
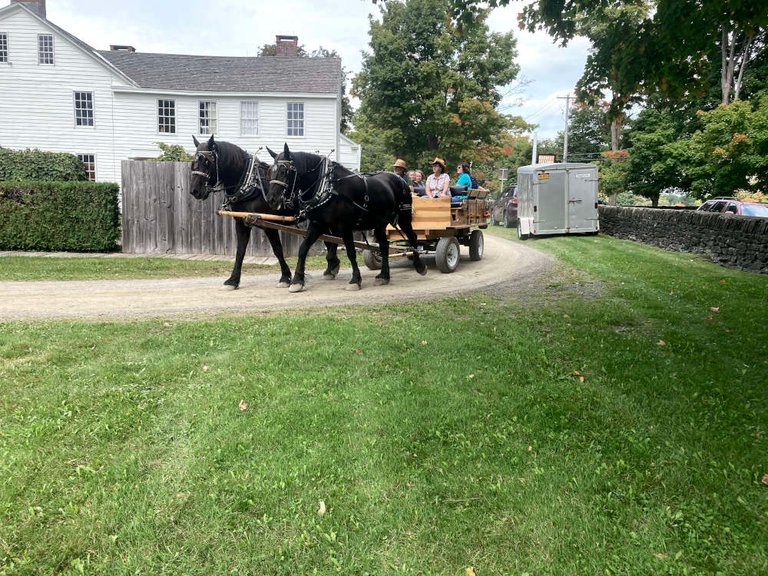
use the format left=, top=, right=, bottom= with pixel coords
left=275, top=35, right=299, bottom=57
left=11, top=0, right=46, bottom=18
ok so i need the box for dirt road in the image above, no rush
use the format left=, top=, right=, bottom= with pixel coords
left=0, top=236, right=552, bottom=321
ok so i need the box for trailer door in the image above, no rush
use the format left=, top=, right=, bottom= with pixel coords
left=535, top=169, right=567, bottom=234
left=567, top=168, right=599, bottom=232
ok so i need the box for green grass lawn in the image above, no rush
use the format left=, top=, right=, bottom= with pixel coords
left=0, top=255, right=328, bottom=281
left=1, top=235, right=767, bottom=575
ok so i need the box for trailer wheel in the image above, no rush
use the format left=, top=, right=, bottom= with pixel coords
left=517, top=222, right=530, bottom=240
left=363, top=248, right=382, bottom=270
left=469, top=230, right=484, bottom=261
left=435, top=237, right=460, bottom=273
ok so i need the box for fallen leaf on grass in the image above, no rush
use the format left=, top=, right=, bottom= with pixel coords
left=706, top=316, right=714, bottom=321
left=318, top=500, right=327, bottom=515
left=657, top=340, right=666, bottom=347
left=202, top=365, right=210, bottom=372
left=570, top=370, right=585, bottom=383
left=353, top=347, right=363, bottom=355
left=761, top=473, right=768, bottom=486
left=710, top=307, right=720, bottom=313
left=563, top=314, right=570, bottom=319
left=238, top=400, right=249, bottom=411
left=465, top=567, right=477, bottom=576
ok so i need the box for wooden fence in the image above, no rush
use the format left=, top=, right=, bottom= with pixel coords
left=121, top=160, right=306, bottom=256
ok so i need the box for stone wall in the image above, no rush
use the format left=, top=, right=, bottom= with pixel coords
left=598, top=206, right=768, bottom=273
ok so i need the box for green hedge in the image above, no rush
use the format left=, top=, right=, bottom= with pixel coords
left=0, top=147, right=87, bottom=181
left=0, top=181, right=120, bottom=251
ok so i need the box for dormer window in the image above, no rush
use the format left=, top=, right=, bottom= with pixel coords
left=38, top=33, right=53, bottom=65
left=0, top=33, right=8, bottom=63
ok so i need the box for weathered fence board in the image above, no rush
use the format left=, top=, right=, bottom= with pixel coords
left=121, top=160, right=305, bottom=256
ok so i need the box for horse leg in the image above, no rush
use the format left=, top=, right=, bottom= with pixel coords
left=323, top=240, right=341, bottom=280
left=289, top=224, right=323, bottom=293
left=399, top=216, right=428, bottom=276
left=373, top=227, right=391, bottom=286
left=224, top=218, right=251, bottom=289
left=263, top=227, right=293, bottom=288
left=342, top=230, right=363, bottom=291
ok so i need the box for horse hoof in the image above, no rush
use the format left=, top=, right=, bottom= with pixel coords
left=277, top=280, right=291, bottom=288
left=223, top=283, right=238, bottom=290
left=374, top=277, right=390, bottom=286
left=345, top=283, right=361, bottom=291
left=323, top=272, right=338, bottom=280
left=289, top=283, right=305, bottom=293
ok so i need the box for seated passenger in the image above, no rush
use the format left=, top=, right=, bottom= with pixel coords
left=425, top=158, right=450, bottom=198
left=392, top=158, right=413, bottom=192
left=455, top=161, right=473, bottom=190
left=410, top=169, right=426, bottom=196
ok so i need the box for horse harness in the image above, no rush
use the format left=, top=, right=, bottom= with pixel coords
left=193, top=149, right=267, bottom=210
left=272, top=155, right=379, bottom=225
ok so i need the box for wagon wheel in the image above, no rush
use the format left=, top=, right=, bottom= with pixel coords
left=468, top=230, right=484, bottom=261
left=435, top=237, right=460, bottom=273
left=363, top=248, right=383, bottom=270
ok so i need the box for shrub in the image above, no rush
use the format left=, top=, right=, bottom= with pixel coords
left=0, top=147, right=87, bottom=181
left=0, top=181, right=120, bottom=251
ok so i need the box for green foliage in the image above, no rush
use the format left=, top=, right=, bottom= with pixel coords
left=623, top=108, right=691, bottom=204
left=348, top=110, right=397, bottom=172
left=595, top=150, right=630, bottom=199
left=671, top=95, right=768, bottom=199
left=353, top=0, right=520, bottom=169
left=0, top=147, right=87, bottom=181
left=0, top=181, right=120, bottom=251
left=154, top=142, right=193, bottom=162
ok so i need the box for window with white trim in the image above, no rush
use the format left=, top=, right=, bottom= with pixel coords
left=199, top=101, right=217, bottom=135
left=287, top=102, right=304, bottom=137
left=240, top=101, right=258, bottom=136
left=158, top=99, right=175, bottom=133
left=38, top=33, right=54, bottom=65
left=74, top=92, right=93, bottom=126
left=0, top=33, right=8, bottom=63
left=77, top=154, right=96, bottom=181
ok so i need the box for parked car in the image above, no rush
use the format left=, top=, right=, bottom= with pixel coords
left=491, top=185, right=518, bottom=227
left=697, top=197, right=768, bottom=218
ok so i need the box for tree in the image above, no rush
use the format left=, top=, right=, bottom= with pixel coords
left=257, top=43, right=353, bottom=133
left=154, top=142, right=192, bottom=162
left=669, top=94, right=768, bottom=199
left=353, top=0, right=520, bottom=169
left=622, top=108, right=691, bottom=205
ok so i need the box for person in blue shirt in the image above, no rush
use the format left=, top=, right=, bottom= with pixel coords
left=455, top=161, right=473, bottom=189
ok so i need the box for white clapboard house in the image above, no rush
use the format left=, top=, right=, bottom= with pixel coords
left=0, top=0, right=361, bottom=185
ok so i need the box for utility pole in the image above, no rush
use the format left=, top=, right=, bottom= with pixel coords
left=531, top=133, right=538, bottom=166
left=557, top=94, right=572, bottom=163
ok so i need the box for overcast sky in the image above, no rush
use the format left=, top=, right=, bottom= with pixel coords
left=44, top=0, right=590, bottom=139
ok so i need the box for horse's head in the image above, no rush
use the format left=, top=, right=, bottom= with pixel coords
left=266, top=143, right=297, bottom=210
left=190, top=135, right=219, bottom=200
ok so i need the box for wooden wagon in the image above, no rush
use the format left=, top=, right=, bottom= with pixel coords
left=364, top=189, right=490, bottom=273
left=218, top=189, right=490, bottom=274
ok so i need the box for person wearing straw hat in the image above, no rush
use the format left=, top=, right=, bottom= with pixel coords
left=392, top=158, right=413, bottom=192
left=425, top=157, right=450, bottom=198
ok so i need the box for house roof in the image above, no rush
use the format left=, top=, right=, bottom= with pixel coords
left=0, top=2, right=342, bottom=95
left=98, top=51, right=342, bottom=94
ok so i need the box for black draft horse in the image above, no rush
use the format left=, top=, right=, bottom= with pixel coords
left=266, top=143, right=427, bottom=292
left=189, top=135, right=341, bottom=288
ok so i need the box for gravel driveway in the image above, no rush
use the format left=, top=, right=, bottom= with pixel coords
left=0, top=236, right=552, bottom=321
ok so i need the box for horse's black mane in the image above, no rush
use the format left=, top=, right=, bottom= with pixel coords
left=215, top=140, right=251, bottom=168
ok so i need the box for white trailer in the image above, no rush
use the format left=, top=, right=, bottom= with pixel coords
left=516, top=163, right=600, bottom=239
